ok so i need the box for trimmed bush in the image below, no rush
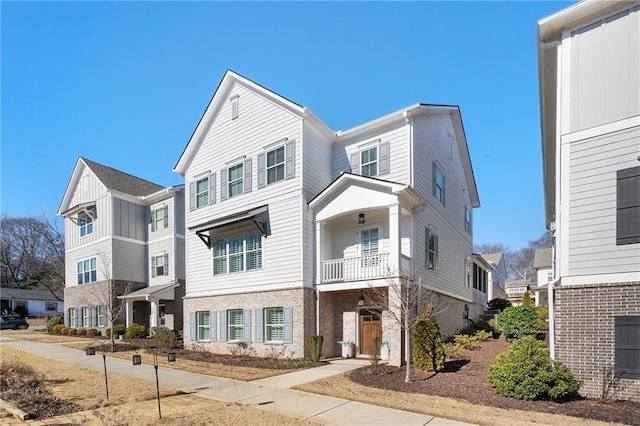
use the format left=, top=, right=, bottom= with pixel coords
left=488, top=335, right=582, bottom=401
left=522, top=291, right=533, bottom=306
left=488, top=298, right=512, bottom=311
left=497, top=305, right=538, bottom=341
left=52, top=324, right=66, bottom=335
left=309, top=335, right=324, bottom=362
left=66, top=328, right=77, bottom=336
left=151, top=327, right=175, bottom=348
left=125, top=323, right=147, bottom=339
left=535, top=306, right=549, bottom=331
left=413, top=302, right=445, bottom=372
left=77, top=328, right=88, bottom=336
left=86, top=328, right=100, bottom=338
left=105, top=328, right=112, bottom=338
left=46, top=315, right=63, bottom=334
left=112, top=324, right=126, bottom=336
left=444, top=330, right=492, bottom=359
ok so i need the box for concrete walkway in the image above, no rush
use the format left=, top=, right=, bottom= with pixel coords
left=0, top=336, right=475, bottom=425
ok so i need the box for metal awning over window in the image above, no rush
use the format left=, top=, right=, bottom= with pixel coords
left=189, top=205, right=268, bottom=247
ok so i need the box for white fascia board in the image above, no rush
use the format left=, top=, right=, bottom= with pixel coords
left=335, top=103, right=422, bottom=142
left=106, top=190, right=147, bottom=206
left=302, top=107, right=336, bottom=141
left=141, top=184, right=184, bottom=204
left=57, top=158, right=107, bottom=216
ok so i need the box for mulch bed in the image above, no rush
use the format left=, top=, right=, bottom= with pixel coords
left=92, top=339, right=327, bottom=370
left=348, top=337, right=640, bottom=425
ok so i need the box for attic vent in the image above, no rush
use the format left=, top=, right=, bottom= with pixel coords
left=230, top=96, right=239, bottom=120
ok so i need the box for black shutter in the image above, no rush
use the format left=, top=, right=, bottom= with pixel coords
left=617, top=166, right=640, bottom=245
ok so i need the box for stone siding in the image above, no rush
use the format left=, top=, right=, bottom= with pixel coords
left=555, top=281, right=640, bottom=400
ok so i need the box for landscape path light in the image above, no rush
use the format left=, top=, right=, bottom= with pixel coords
left=85, top=340, right=109, bottom=400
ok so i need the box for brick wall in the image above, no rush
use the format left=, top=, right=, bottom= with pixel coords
left=555, top=281, right=640, bottom=400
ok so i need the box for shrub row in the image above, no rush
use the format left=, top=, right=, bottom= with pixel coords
left=51, top=325, right=101, bottom=337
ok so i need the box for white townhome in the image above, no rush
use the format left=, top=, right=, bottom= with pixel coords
left=174, top=70, right=485, bottom=366
left=58, top=157, right=186, bottom=333
left=538, top=0, right=640, bottom=398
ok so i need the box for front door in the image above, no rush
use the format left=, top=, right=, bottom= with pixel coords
left=360, top=310, right=382, bottom=356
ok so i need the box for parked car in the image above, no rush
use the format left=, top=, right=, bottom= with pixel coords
left=0, top=315, right=29, bottom=330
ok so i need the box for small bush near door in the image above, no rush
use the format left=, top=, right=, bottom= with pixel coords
left=309, top=335, right=324, bottom=362
left=125, top=323, right=147, bottom=339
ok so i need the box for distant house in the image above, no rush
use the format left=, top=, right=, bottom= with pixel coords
left=533, top=248, right=552, bottom=306
left=480, top=252, right=508, bottom=301
left=0, top=288, right=63, bottom=317
left=58, top=157, right=186, bottom=333
left=173, top=70, right=484, bottom=365
left=538, top=0, right=640, bottom=398
left=504, top=279, right=532, bottom=306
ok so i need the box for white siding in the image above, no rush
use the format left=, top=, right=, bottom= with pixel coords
left=567, top=126, right=640, bottom=275
left=148, top=237, right=174, bottom=286
left=411, top=114, right=474, bottom=301
left=64, top=238, right=112, bottom=288
left=333, top=121, right=409, bottom=184
left=569, top=5, right=640, bottom=132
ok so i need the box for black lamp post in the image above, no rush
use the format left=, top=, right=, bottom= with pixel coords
left=85, top=343, right=109, bottom=400
left=132, top=345, right=175, bottom=419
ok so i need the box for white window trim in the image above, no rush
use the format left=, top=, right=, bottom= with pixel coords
left=426, top=229, right=438, bottom=271
left=153, top=254, right=166, bottom=277
left=228, top=162, right=244, bottom=198
left=82, top=306, right=91, bottom=327
left=77, top=256, right=98, bottom=284
left=197, top=311, right=211, bottom=341
left=266, top=145, right=285, bottom=185
left=98, top=306, right=107, bottom=327
left=212, top=233, right=263, bottom=276
left=196, top=176, right=209, bottom=208
left=433, top=163, right=445, bottom=204
left=360, top=146, right=378, bottom=178
left=228, top=309, right=244, bottom=342
left=79, top=212, right=93, bottom=237
left=264, top=307, right=284, bottom=343
left=153, top=207, right=165, bottom=230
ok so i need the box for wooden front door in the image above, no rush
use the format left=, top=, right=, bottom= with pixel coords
left=360, top=310, right=382, bottom=356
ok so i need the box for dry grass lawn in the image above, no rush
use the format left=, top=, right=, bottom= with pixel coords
left=294, top=374, right=623, bottom=426
left=1, top=329, right=89, bottom=343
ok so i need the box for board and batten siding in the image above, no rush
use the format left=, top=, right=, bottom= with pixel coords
left=333, top=121, right=410, bottom=184
left=65, top=166, right=111, bottom=250
left=64, top=239, right=112, bottom=288
left=566, top=126, right=640, bottom=276
left=184, top=82, right=307, bottom=297
left=568, top=4, right=640, bottom=133
left=113, top=198, right=147, bottom=241
left=411, top=114, right=474, bottom=301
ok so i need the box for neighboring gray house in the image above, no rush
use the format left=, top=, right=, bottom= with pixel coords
left=0, top=288, right=63, bottom=317
left=538, top=0, right=640, bottom=398
left=533, top=247, right=552, bottom=307
left=58, top=157, right=186, bottom=333
left=173, top=70, right=483, bottom=366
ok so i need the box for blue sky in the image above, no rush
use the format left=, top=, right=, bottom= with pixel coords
left=1, top=1, right=570, bottom=251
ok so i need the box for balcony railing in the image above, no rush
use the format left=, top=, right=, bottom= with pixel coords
left=321, top=253, right=391, bottom=283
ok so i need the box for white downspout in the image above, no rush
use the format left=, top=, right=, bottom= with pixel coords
left=548, top=276, right=559, bottom=360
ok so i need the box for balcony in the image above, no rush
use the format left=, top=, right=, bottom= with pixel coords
left=321, top=253, right=390, bottom=283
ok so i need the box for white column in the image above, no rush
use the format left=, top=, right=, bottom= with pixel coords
left=315, top=221, right=324, bottom=285
left=149, top=299, right=159, bottom=329
left=388, top=204, right=401, bottom=275
left=125, top=300, right=133, bottom=327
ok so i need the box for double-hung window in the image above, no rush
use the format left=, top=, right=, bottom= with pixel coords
left=152, top=254, right=168, bottom=277
left=197, top=311, right=211, bottom=341
left=433, top=164, right=445, bottom=204
left=426, top=229, right=438, bottom=270
left=361, top=227, right=379, bottom=266
left=69, top=308, right=77, bottom=327
left=267, top=146, right=285, bottom=184
left=228, top=309, right=244, bottom=341
left=83, top=307, right=91, bottom=327
left=212, top=233, right=263, bottom=275
left=196, top=177, right=209, bottom=208
left=77, top=257, right=97, bottom=284
left=98, top=306, right=107, bottom=327
left=265, top=307, right=284, bottom=342
left=361, top=147, right=378, bottom=177
left=153, top=206, right=168, bottom=231
left=79, top=213, right=93, bottom=237
left=228, top=163, right=244, bottom=198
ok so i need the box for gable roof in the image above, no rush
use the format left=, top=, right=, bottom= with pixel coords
left=480, top=252, right=503, bottom=265
left=0, top=288, right=63, bottom=302
left=533, top=247, right=553, bottom=269
left=58, top=157, right=165, bottom=215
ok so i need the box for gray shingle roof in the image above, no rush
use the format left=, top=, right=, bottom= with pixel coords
left=533, top=248, right=553, bottom=268
left=81, top=157, right=164, bottom=197
left=480, top=252, right=503, bottom=265
left=0, top=288, right=63, bottom=301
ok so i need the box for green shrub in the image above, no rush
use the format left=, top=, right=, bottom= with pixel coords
left=413, top=302, right=445, bottom=372
left=77, top=328, right=87, bottom=336
left=488, top=336, right=582, bottom=401
left=497, top=305, right=538, bottom=341
left=459, top=319, right=494, bottom=336
left=522, top=291, right=533, bottom=306
left=151, top=327, right=175, bottom=348
left=112, top=324, right=126, bottom=336
left=488, top=298, right=512, bottom=311
left=46, top=315, right=63, bottom=334
left=52, top=324, right=66, bottom=335
left=125, top=323, right=147, bottom=339
left=309, top=335, right=324, bottom=362
left=86, top=328, right=100, bottom=338
left=535, top=306, right=549, bottom=331
left=444, top=330, right=492, bottom=359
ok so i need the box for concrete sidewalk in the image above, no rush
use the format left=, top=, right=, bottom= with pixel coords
left=0, top=336, right=475, bottom=425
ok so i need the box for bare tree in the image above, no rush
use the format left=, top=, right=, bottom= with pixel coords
left=473, top=242, right=510, bottom=256
left=367, top=270, right=447, bottom=382
left=509, top=231, right=553, bottom=281
left=1, top=214, right=65, bottom=299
